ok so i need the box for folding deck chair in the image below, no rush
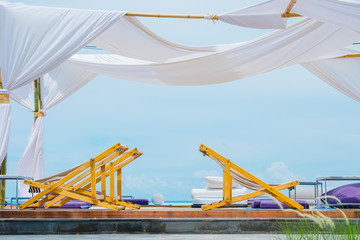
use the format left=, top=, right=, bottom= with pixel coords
left=19, top=143, right=143, bottom=211
left=199, top=144, right=304, bottom=211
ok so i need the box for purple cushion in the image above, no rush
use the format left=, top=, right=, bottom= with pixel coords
left=123, top=198, right=149, bottom=206
left=59, top=199, right=92, bottom=209
left=322, top=183, right=360, bottom=207
left=251, top=199, right=309, bottom=209
left=250, top=199, right=263, bottom=208
left=37, top=191, right=149, bottom=208
left=38, top=199, right=91, bottom=209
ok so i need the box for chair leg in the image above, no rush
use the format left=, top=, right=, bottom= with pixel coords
left=202, top=181, right=303, bottom=211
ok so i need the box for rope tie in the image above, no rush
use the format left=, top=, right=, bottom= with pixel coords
left=205, top=13, right=219, bottom=23
left=34, top=110, right=46, bottom=118
left=0, top=93, right=9, bottom=104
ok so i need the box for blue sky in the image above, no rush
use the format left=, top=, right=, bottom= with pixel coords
left=6, top=0, right=360, bottom=201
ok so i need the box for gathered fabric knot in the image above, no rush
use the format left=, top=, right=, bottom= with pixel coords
left=34, top=109, right=46, bottom=118
left=205, top=13, right=219, bottom=23
left=0, top=89, right=9, bottom=104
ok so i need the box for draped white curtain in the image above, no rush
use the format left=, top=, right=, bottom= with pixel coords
left=0, top=3, right=124, bottom=90
left=219, top=0, right=289, bottom=29
left=303, top=52, right=360, bottom=103
left=293, top=0, right=360, bottom=33
left=68, top=19, right=360, bottom=86
left=11, top=63, right=97, bottom=196
left=0, top=101, right=11, bottom=165
left=220, top=0, right=360, bottom=33
left=10, top=62, right=98, bottom=117
left=0, top=1, right=124, bottom=168
left=16, top=118, right=44, bottom=196
left=90, top=16, right=227, bottom=63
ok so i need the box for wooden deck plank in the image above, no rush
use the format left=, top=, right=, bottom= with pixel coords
left=0, top=207, right=359, bottom=219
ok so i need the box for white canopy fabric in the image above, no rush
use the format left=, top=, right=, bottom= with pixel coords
left=16, top=117, right=44, bottom=197
left=68, top=19, right=359, bottom=86
left=0, top=0, right=359, bottom=187
left=90, top=16, right=235, bottom=63
left=11, top=63, right=97, bottom=195
left=1, top=1, right=247, bottom=167
left=0, top=102, right=10, bottom=166
left=0, top=1, right=124, bottom=167
left=219, top=0, right=288, bottom=29
left=303, top=50, right=360, bottom=103
left=220, top=0, right=360, bottom=33
left=293, top=0, right=360, bottom=33
left=11, top=63, right=97, bottom=111
left=0, top=3, right=124, bottom=91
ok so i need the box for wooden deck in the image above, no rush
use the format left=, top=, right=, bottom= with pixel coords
left=1, top=206, right=360, bottom=219
left=1, top=206, right=360, bottom=234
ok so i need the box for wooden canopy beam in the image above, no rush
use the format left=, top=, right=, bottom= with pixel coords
left=125, top=0, right=304, bottom=20
left=281, top=0, right=302, bottom=18
left=124, top=11, right=301, bottom=20
left=125, top=12, right=218, bottom=20
left=283, top=0, right=297, bottom=15
left=281, top=12, right=302, bottom=18
left=336, top=54, right=360, bottom=59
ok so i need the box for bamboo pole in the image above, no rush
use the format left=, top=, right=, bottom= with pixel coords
left=34, top=79, right=38, bottom=120
left=283, top=0, right=297, bottom=15
left=281, top=12, right=302, bottom=18
left=34, top=78, right=42, bottom=122
left=125, top=12, right=211, bottom=19
left=125, top=10, right=304, bottom=20
left=0, top=75, right=6, bottom=208
left=125, top=12, right=300, bottom=20
left=0, top=156, right=5, bottom=209
left=336, top=54, right=360, bottom=58
left=281, top=0, right=302, bottom=18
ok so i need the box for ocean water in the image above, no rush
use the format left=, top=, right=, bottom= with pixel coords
left=162, top=200, right=193, bottom=206
left=0, top=234, right=278, bottom=240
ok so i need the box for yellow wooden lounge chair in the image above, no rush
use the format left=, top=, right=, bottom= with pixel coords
left=199, top=144, right=304, bottom=211
left=19, top=143, right=143, bottom=211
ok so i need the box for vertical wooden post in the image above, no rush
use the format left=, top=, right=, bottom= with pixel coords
left=0, top=76, right=7, bottom=208
left=90, top=159, right=96, bottom=202
left=222, top=170, right=226, bottom=200
left=109, top=163, right=114, bottom=201
left=224, top=160, right=232, bottom=202
left=117, top=169, right=122, bottom=200
left=101, top=165, right=106, bottom=197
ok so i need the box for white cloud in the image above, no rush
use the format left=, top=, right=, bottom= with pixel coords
left=265, top=161, right=296, bottom=182
left=193, top=170, right=220, bottom=179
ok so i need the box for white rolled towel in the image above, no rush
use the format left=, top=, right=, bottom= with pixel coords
left=191, top=187, right=247, bottom=199
left=192, top=197, right=248, bottom=205
left=205, top=176, right=239, bottom=189
left=289, top=187, right=319, bottom=199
